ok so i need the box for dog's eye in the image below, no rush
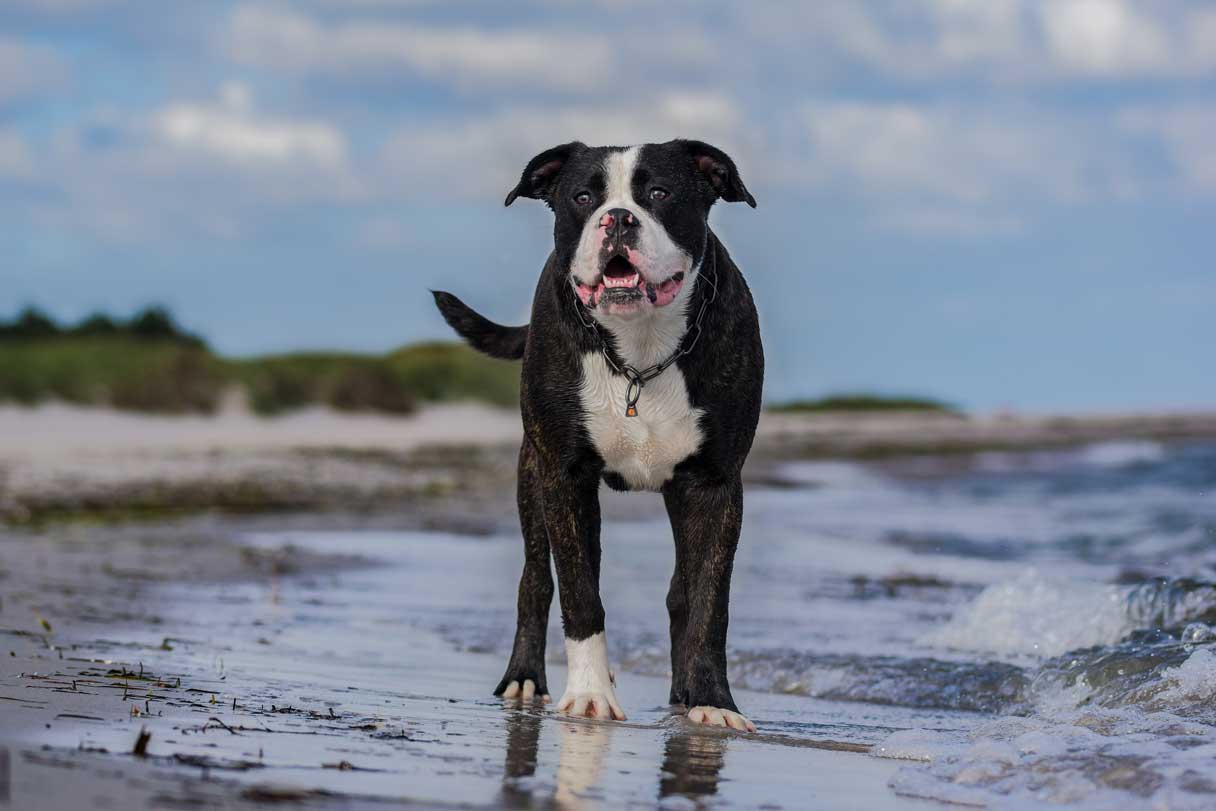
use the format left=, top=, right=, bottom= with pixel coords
left=649, top=187, right=670, bottom=201
left=573, top=191, right=593, bottom=206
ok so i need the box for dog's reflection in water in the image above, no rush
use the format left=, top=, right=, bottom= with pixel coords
left=499, top=710, right=614, bottom=809
left=659, top=731, right=728, bottom=803
left=500, top=710, right=545, bottom=808
left=552, top=720, right=615, bottom=809
left=500, top=710, right=544, bottom=807
left=499, top=709, right=727, bottom=808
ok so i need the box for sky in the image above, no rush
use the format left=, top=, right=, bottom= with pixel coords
left=1, top=0, right=1213, bottom=412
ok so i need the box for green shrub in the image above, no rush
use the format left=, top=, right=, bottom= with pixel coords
left=388, top=342, right=519, bottom=407
left=0, top=338, right=227, bottom=413
left=0, top=304, right=520, bottom=415
left=0, top=305, right=206, bottom=348
left=769, top=393, right=957, bottom=414
left=229, top=353, right=417, bottom=415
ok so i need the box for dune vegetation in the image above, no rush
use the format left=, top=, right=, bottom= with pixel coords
left=0, top=307, right=519, bottom=415
left=767, top=394, right=957, bottom=414
left=2, top=306, right=949, bottom=417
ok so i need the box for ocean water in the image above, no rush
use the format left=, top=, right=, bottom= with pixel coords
left=733, top=440, right=1216, bottom=809
left=235, top=439, right=1216, bottom=809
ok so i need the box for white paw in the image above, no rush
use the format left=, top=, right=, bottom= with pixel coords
left=557, top=632, right=627, bottom=721
left=501, top=679, right=550, bottom=703
left=556, top=690, right=626, bottom=720
left=687, top=705, right=756, bottom=733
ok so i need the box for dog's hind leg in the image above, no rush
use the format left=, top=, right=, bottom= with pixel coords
left=496, top=438, right=555, bottom=702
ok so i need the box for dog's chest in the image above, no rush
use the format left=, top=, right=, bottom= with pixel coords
left=579, top=353, right=704, bottom=491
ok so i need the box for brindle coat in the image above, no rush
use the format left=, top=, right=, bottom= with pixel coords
left=433, top=139, right=762, bottom=719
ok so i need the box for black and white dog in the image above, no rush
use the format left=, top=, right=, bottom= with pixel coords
left=433, top=139, right=763, bottom=731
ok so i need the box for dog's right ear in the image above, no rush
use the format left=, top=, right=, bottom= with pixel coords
left=504, top=142, right=586, bottom=207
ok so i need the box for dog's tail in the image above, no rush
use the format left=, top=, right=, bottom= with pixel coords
left=431, top=291, right=529, bottom=361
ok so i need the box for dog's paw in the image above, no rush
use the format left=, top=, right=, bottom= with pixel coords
left=687, top=705, right=756, bottom=733
left=557, top=633, right=626, bottom=721
left=556, top=690, right=626, bottom=721
left=500, top=679, right=550, bottom=703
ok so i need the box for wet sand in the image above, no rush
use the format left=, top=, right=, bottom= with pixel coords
left=4, top=402, right=1215, bottom=524
left=5, top=406, right=1216, bottom=808
left=1, top=518, right=937, bottom=810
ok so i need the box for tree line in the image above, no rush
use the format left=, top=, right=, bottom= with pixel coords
left=0, top=306, right=207, bottom=349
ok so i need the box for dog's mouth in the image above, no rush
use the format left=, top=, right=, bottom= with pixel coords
left=575, top=256, right=686, bottom=310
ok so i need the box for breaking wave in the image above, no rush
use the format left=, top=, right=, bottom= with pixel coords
left=924, top=571, right=1216, bottom=658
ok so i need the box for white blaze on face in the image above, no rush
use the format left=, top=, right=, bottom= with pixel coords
left=574, top=146, right=707, bottom=491
left=569, top=146, right=693, bottom=290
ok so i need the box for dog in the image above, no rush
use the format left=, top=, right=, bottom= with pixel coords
left=433, top=139, right=763, bottom=732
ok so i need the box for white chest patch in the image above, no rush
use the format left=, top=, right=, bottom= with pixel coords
left=579, top=352, right=704, bottom=491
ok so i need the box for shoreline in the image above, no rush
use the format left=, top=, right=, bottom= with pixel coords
left=3, top=402, right=1215, bottom=525
left=3, top=407, right=1213, bottom=808
left=0, top=516, right=938, bottom=810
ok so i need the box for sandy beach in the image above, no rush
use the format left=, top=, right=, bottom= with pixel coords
left=4, top=402, right=1215, bottom=524
left=4, top=404, right=1216, bottom=809
left=2, top=507, right=933, bottom=810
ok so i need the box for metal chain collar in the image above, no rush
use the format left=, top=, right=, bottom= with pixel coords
left=571, top=252, right=718, bottom=417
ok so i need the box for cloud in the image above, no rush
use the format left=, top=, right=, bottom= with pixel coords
left=744, top=0, right=1216, bottom=82
left=8, top=0, right=1214, bottom=250
left=1120, top=104, right=1216, bottom=191
left=378, top=92, right=748, bottom=199
left=153, top=83, right=348, bottom=169
left=794, top=100, right=1149, bottom=234
left=223, top=5, right=622, bottom=91
left=802, top=101, right=1137, bottom=202
left=222, top=2, right=715, bottom=93
left=2, top=83, right=363, bottom=244
left=0, top=37, right=68, bottom=108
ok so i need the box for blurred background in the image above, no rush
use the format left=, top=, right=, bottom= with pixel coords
left=2, top=0, right=1212, bottom=413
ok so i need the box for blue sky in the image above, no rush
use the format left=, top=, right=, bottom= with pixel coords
left=1, top=0, right=1213, bottom=411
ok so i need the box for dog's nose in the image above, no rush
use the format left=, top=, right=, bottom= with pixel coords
left=601, top=208, right=639, bottom=240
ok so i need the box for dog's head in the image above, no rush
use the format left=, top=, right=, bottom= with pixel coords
left=505, top=140, right=755, bottom=319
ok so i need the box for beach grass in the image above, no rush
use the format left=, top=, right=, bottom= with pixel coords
left=769, top=394, right=957, bottom=414
left=0, top=339, right=520, bottom=415
left=1, top=308, right=520, bottom=414
left=0, top=337, right=228, bottom=413
left=3, top=307, right=947, bottom=417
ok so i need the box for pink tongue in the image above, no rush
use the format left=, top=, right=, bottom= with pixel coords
left=652, top=277, right=681, bottom=307
left=576, top=282, right=606, bottom=306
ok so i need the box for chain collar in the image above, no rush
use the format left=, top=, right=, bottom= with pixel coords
left=571, top=250, right=718, bottom=417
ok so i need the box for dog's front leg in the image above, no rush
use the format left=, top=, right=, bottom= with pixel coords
left=542, top=459, right=626, bottom=721
left=663, top=472, right=755, bottom=732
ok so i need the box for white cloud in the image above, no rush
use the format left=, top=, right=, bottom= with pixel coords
left=794, top=100, right=1149, bottom=234
left=1038, top=0, right=1172, bottom=76
left=224, top=5, right=621, bottom=90
left=801, top=101, right=1133, bottom=204
left=378, top=92, right=748, bottom=199
left=153, top=82, right=347, bottom=168
left=743, top=0, right=1216, bottom=82
left=0, top=37, right=68, bottom=107
left=3, top=85, right=363, bottom=244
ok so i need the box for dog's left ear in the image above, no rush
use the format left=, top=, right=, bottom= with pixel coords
left=504, top=141, right=586, bottom=207
left=681, top=140, right=757, bottom=208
